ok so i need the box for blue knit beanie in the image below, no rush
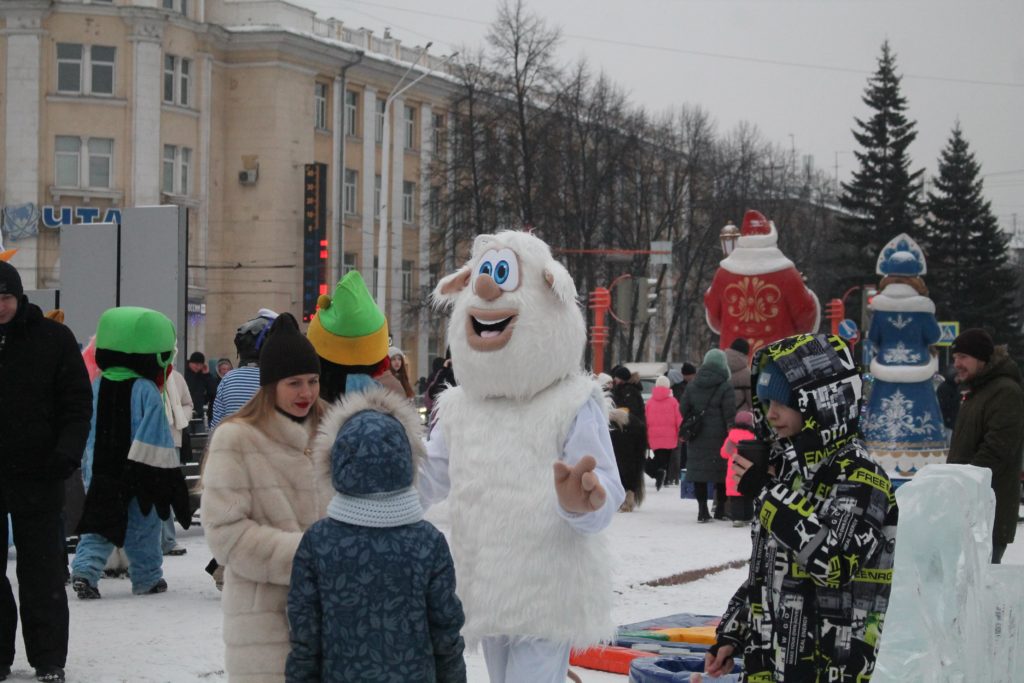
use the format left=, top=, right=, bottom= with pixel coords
left=330, top=410, right=413, bottom=495
left=756, top=361, right=795, bottom=408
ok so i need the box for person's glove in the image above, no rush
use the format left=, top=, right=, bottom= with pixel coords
left=736, top=454, right=770, bottom=498
left=553, top=455, right=607, bottom=513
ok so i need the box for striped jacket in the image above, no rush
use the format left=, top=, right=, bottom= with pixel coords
left=210, top=366, right=261, bottom=430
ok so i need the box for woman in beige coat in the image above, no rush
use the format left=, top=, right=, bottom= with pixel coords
left=201, top=314, right=334, bottom=682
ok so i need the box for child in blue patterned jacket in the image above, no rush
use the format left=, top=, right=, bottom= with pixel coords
left=286, top=387, right=466, bottom=683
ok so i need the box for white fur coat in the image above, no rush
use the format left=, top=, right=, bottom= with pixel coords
left=201, top=411, right=333, bottom=682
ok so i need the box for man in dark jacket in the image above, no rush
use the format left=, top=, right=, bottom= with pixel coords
left=0, top=261, right=92, bottom=682
left=184, top=351, right=217, bottom=428
left=947, top=328, right=1024, bottom=564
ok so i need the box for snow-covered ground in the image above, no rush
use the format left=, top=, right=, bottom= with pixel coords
left=5, top=480, right=1022, bottom=682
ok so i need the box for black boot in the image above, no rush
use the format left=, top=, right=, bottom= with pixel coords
left=72, top=577, right=101, bottom=600
left=655, top=469, right=665, bottom=492
left=35, top=666, right=65, bottom=683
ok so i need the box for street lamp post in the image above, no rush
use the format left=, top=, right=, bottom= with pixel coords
left=834, top=150, right=853, bottom=192
left=375, top=45, right=458, bottom=325
left=375, top=42, right=431, bottom=311
left=719, top=221, right=740, bottom=256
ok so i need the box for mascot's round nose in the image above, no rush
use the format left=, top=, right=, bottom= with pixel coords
left=475, top=273, right=502, bottom=301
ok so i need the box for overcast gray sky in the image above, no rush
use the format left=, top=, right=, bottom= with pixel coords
left=296, top=0, right=1024, bottom=239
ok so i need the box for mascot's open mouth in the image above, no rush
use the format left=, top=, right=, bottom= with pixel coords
left=466, top=307, right=518, bottom=351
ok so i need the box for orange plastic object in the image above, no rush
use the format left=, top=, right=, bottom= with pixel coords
left=570, top=645, right=657, bottom=674
left=652, top=626, right=718, bottom=644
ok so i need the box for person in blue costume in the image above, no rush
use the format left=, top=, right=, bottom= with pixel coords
left=862, top=234, right=947, bottom=476
left=71, top=307, right=192, bottom=600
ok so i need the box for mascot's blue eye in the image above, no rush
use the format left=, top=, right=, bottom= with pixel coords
left=494, top=260, right=510, bottom=284
left=479, top=262, right=493, bottom=277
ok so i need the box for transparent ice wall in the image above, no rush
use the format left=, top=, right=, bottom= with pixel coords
left=874, top=464, right=1024, bottom=682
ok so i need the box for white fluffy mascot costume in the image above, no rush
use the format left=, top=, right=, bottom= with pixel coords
left=420, top=230, right=625, bottom=683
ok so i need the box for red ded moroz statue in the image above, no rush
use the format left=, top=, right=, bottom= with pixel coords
left=704, top=210, right=820, bottom=357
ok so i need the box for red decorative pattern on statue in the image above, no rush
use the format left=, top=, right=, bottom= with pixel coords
left=724, top=276, right=782, bottom=324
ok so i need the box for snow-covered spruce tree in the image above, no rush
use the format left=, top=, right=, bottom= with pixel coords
left=838, top=41, right=924, bottom=281
left=923, top=122, right=1022, bottom=353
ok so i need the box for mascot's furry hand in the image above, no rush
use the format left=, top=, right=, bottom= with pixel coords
left=608, top=408, right=629, bottom=427
left=553, top=455, right=607, bottom=513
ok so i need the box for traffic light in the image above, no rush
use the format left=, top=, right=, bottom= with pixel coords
left=637, top=277, right=659, bottom=323
left=613, top=277, right=634, bottom=322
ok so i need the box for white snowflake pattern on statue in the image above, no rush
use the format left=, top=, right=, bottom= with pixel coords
left=872, top=389, right=938, bottom=440
left=888, top=314, right=912, bottom=330
left=881, top=341, right=922, bottom=364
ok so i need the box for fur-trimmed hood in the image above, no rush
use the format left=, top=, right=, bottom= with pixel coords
left=315, top=388, right=426, bottom=494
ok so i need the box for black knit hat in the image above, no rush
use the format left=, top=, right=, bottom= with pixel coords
left=0, top=261, right=23, bottom=297
left=681, top=362, right=697, bottom=376
left=611, top=365, right=632, bottom=382
left=952, top=328, right=994, bottom=363
left=729, top=337, right=751, bottom=355
left=259, top=313, right=321, bottom=386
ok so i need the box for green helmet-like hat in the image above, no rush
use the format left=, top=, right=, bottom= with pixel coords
left=95, top=306, right=176, bottom=366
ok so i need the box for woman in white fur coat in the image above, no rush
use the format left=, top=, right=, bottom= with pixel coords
left=201, top=314, right=334, bottom=682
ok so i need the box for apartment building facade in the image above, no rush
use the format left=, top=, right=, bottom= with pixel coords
left=0, top=0, right=458, bottom=381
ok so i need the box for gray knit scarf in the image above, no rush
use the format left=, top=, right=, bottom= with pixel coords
left=327, top=488, right=424, bottom=528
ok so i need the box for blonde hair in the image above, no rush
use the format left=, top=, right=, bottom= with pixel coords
left=229, top=383, right=327, bottom=427
left=199, top=382, right=326, bottom=484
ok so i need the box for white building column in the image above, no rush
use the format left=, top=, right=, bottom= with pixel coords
left=3, top=9, right=45, bottom=286
left=416, top=103, right=433, bottom=378
left=360, top=87, right=377, bottom=280
left=127, top=17, right=164, bottom=206
left=387, top=96, right=406, bottom=349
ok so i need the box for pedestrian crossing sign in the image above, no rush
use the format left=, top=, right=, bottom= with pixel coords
left=936, top=321, right=959, bottom=347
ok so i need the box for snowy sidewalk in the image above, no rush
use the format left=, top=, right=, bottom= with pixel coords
left=5, top=483, right=1021, bottom=681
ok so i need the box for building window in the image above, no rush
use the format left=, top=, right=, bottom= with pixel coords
left=55, top=136, right=113, bottom=189
left=162, top=0, right=187, bottom=14
left=343, top=169, right=357, bottom=215
left=179, top=57, right=191, bottom=107
left=342, top=252, right=357, bottom=276
left=372, top=255, right=379, bottom=294
left=57, top=43, right=116, bottom=96
left=404, top=105, right=416, bottom=150
left=57, top=44, right=82, bottom=93
left=344, top=91, right=358, bottom=136
left=163, top=55, right=191, bottom=107
left=163, top=56, right=174, bottom=103
left=374, top=175, right=382, bottom=219
left=314, top=82, right=328, bottom=130
left=401, top=260, right=413, bottom=301
left=429, top=263, right=440, bottom=290
left=88, top=138, right=113, bottom=188
left=402, top=181, right=415, bottom=222
left=180, top=147, right=191, bottom=195
left=55, top=136, right=81, bottom=187
left=428, top=186, right=440, bottom=227
left=432, top=112, right=446, bottom=149
left=162, top=145, right=192, bottom=195
left=375, top=100, right=385, bottom=144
